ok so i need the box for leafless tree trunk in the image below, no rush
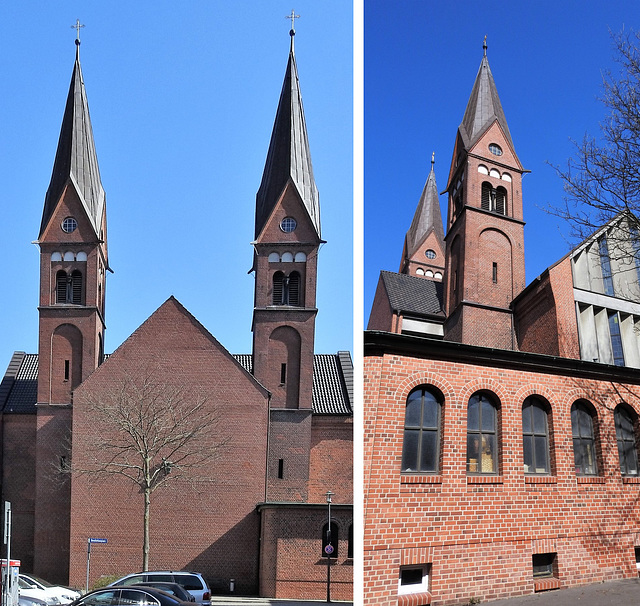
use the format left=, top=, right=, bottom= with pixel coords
left=69, top=368, right=228, bottom=570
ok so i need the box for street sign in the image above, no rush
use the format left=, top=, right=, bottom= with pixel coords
left=324, top=544, right=334, bottom=555
left=88, top=538, right=107, bottom=544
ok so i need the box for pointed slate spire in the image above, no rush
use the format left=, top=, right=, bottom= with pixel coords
left=459, top=37, right=517, bottom=156
left=405, top=153, right=444, bottom=257
left=39, top=40, right=105, bottom=239
left=255, top=31, right=320, bottom=239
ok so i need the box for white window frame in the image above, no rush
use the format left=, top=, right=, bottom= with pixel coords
left=398, top=564, right=430, bottom=595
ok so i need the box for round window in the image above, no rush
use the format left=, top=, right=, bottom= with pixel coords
left=488, top=143, right=503, bottom=156
left=425, top=249, right=436, bottom=259
left=280, top=217, right=297, bottom=233
left=62, top=217, right=78, bottom=233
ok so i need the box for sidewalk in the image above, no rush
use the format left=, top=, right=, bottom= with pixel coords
left=486, top=577, right=640, bottom=605
left=210, top=598, right=351, bottom=606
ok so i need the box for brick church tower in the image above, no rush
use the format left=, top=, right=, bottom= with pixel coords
left=443, top=39, right=527, bottom=349
left=33, top=38, right=108, bottom=580
left=252, top=29, right=321, bottom=501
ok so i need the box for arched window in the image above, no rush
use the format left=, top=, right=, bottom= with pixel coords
left=467, top=393, right=498, bottom=474
left=272, top=271, right=284, bottom=305
left=321, top=522, right=339, bottom=558
left=522, top=397, right=550, bottom=475
left=401, top=387, right=442, bottom=473
left=71, top=270, right=82, bottom=304
left=615, top=405, right=638, bottom=476
left=481, top=182, right=506, bottom=215
left=571, top=401, right=598, bottom=475
left=56, top=270, right=68, bottom=303
left=288, top=271, right=300, bottom=306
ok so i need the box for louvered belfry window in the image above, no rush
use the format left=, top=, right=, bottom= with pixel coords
left=481, top=182, right=491, bottom=211
left=481, top=182, right=506, bottom=215
left=288, top=272, right=300, bottom=306
left=56, top=270, right=67, bottom=303
left=273, top=271, right=285, bottom=305
left=71, top=270, right=83, bottom=304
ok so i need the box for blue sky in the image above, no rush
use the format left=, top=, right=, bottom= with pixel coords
left=364, top=1, right=637, bottom=322
left=0, top=2, right=353, bottom=373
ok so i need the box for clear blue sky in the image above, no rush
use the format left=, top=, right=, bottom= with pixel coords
left=364, top=1, right=637, bottom=322
left=0, top=2, right=353, bottom=373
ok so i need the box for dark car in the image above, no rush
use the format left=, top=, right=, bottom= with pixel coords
left=69, top=587, right=193, bottom=606
left=128, top=585, right=194, bottom=603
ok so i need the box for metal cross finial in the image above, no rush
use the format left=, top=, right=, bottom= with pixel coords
left=431, top=151, right=435, bottom=168
left=483, top=35, right=487, bottom=56
left=71, top=19, right=85, bottom=45
left=286, top=9, right=300, bottom=34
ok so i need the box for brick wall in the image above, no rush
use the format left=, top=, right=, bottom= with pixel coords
left=364, top=344, right=640, bottom=605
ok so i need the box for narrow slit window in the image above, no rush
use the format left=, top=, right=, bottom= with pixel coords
left=492, top=262, right=498, bottom=283
left=280, top=363, right=287, bottom=385
left=278, top=459, right=284, bottom=479
left=64, top=360, right=70, bottom=381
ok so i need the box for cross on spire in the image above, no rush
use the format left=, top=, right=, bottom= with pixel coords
left=71, top=19, right=85, bottom=45
left=286, top=9, right=300, bottom=34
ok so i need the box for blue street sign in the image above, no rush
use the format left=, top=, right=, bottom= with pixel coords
left=88, top=538, right=107, bottom=544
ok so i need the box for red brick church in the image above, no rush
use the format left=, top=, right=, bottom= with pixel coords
left=365, top=40, right=640, bottom=605
left=0, top=32, right=352, bottom=600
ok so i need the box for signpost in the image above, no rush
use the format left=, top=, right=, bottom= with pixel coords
left=3, top=502, right=12, bottom=606
left=86, top=538, right=108, bottom=592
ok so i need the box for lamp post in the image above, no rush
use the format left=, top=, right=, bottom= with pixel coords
left=325, top=490, right=334, bottom=603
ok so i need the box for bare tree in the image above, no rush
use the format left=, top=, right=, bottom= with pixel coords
left=552, top=29, right=640, bottom=240
left=70, top=369, right=227, bottom=571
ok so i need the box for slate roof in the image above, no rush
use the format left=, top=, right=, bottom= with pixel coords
left=255, top=33, right=320, bottom=239
left=40, top=43, right=105, bottom=239
left=0, top=352, right=352, bottom=417
left=380, top=270, right=445, bottom=317
left=405, top=156, right=445, bottom=258
left=459, top=45, right=518, bottom=162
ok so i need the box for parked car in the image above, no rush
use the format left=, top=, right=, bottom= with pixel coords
left=70, top=587, right=193, bottom=606
left=129, top=584, right=194, bottom=602
left=109, top=572, right=210, bottom=605
left=19, top=574, right=80, bottom=605
left=18, top=577, right=60, bottom=606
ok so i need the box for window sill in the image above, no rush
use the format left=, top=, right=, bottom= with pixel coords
left=525, top=475, right=557, bottom=485
left=397, top=591, right=431, bottom=605
left=534, top=578, right=560, bottom=592
left=467, top=475, right=503, bottom=485
left=401, top=475, right=442, bottom=485
left=622, top=476, right=640, bottom=484
left=576, top=476, right=605, bottom=485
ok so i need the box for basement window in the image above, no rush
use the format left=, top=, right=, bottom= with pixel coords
left=398, top=564, right=430, bottom=595
left=532, top=553, right=556, bottom=578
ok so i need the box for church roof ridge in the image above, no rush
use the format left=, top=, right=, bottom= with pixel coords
left=255, top=33, right=320, bottom=239
left=39, top=41, right=106, bottom=240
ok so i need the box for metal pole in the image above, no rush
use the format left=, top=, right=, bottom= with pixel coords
left=4, top=502, right=11, bottom=606
left=86, top=539, right=91, bottom=593
left=325, top=491, right=334, bottom=603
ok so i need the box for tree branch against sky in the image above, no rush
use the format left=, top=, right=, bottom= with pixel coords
left=71, top=369, right=228, bottom=571
left=552, top=29, right=640, bottom=241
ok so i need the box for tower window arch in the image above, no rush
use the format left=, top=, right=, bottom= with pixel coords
left=71, top=270, right=83, bottom=304
left=481, top=182, right=507, bottom=215
left=56, top=270, right=68, bottom=303
left=288, top=271, right=300, bottom=306
left=272, top=271, right=285, bottom=305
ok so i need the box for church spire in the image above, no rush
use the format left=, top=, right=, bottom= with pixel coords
left=39, top=37, right=105, bottom=240
left=255, top=29, right=320, bottom=239
left=458, top=37, right=519, bottom=161
left=404, top=152, right=444, bottom=259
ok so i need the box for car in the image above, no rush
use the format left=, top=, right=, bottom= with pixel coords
left=128, top=584, right=194, bottom=603
left=19, top=574, right=80, bottom=605
left=19, top=595, right=49, bottom=606
left=18, top=577, right=60, bottom=606
left=69, top=587, right=193, bottom=606
left=109, top=572, right=210, bottom=605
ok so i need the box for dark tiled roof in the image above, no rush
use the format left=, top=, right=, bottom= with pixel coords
left=0, top=353, right=38, bottom=414
left=1, top=351, right=352, bottom=417
left=233, top=353, right=352, bottom=416
left=380, top=270, right=444, bottom=317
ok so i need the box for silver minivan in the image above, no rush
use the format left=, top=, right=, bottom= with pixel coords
left=110, top=572, right=210, bottom=604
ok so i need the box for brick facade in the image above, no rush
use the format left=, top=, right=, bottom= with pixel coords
left=364, top=333, right=640, bottom=605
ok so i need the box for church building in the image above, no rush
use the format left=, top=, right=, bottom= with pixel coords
left=0, top=30, right=353, bottom=601
left=365, top=40, right=640, bottom=605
